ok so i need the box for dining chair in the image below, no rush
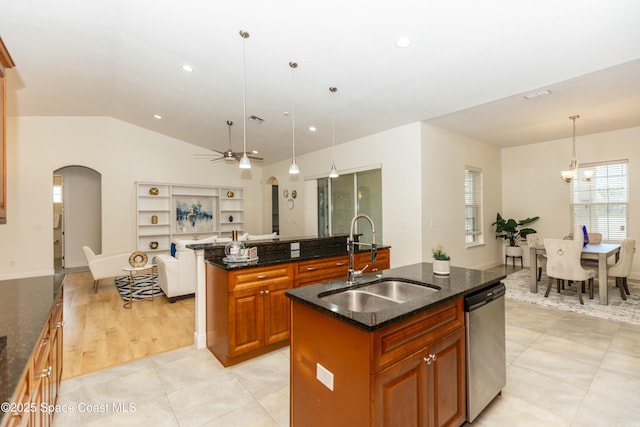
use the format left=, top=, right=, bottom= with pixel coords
left=526, top=234, right=546, bottom=281
left=543, top=239, right=595, bottom=305
left=607, top=239, right=635, bottom=300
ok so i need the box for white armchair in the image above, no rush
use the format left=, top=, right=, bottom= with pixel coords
left=156, top=236, right=216, bottom=302
left=82, top=246, right=131, bottom=293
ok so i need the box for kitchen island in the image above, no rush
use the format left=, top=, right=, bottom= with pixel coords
left=285, top=263, right=506, bottom=427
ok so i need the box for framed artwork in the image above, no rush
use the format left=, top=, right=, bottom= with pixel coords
left=174, top=195, right=215, bottom=234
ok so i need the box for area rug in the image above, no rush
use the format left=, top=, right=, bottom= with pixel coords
left=503, top=268, right=640, bottom=326
left=114, top=274, right=164, bottom=301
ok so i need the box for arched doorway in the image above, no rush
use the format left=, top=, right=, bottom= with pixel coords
left=53, top=166, right=101, bottom=272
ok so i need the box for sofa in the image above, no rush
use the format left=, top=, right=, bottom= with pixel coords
left=156, top=236, right=216, bottom=302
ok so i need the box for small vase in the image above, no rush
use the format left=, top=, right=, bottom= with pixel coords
left=149, top=241, right=159, bottom=250
left=151, top=215, right=158, bottom=224
left=433, top=259, right=450, bottom=276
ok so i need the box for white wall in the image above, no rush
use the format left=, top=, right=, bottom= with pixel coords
left=0, top=116, right=263, bottom=279
left=262, top=123, right=424, bottom=268
left=421, top=124, right=503, bottom=270
left=501, top=126, right=640, bottom=279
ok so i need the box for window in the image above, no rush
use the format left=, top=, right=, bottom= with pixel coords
left=317, top=168, right=382, bottom=244
left=570, top=160, right=628, bottom=241
left=52, top=185, right=62, bottom=203
left=464, top=166, right=483, bottom=246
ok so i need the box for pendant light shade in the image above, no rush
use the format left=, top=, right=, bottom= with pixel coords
left=289, top=61, right=299, bottom=175
left=328, top=86, right=339, bottom=178
left=239, top=30, right=251, bottom=170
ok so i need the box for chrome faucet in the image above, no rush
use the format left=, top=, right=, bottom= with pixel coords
left=347, top=214, right=377, bottom=284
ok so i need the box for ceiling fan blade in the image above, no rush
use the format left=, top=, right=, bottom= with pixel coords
left=247, top=154, right=263, bottom=161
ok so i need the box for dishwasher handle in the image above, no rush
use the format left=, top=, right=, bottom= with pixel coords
left=464, top=282, right=506, bottom=312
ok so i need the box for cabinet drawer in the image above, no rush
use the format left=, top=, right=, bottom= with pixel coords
left=373, top=298, right=463, bottom=372
left=355, top=248, right=389, bottom=273
left=229, top=264, right=293, bottom=292
left=294, top=255, right=349, bottom=287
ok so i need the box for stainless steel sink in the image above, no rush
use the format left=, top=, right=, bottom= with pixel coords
left=321, top=290, right=400, bottom=313
left=359, top=280, right=437, bottom=301
left=320, top=278, right=439, bottom=313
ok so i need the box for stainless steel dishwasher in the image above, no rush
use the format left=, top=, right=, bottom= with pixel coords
left=464, top=282, right=506, bottom=423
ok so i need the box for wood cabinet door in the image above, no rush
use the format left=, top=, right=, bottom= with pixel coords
left=374, top=350, right=428, bottom=427
left=425, top=328, right=466, bottom=427
left=228, top=288, right=264, bottom=356
left=263, top=282, right=290, bottom=345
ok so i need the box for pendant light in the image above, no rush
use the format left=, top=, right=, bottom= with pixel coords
left=328, top=87, right=339, bottom=178
left=560, top=115, right=592, bottom=183
left=288, top=61, right=300, bottom=174
left=238, top=30, right=251, bottom=169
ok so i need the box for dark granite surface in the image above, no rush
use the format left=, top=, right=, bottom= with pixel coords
left=0, top=275, right=63, bottom=410
left=190, top=234, right=386, bottom=271
left=285, top=263, right=506, bottom=331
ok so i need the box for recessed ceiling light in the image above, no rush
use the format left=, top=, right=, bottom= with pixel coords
left=523, top=89, right=552, bottom=100
left=182, top=64, right=193, bottom=72
left=308, top=126, right=316, bottom=132
left=396, top=36, right=411, bottom=48
left=154, top=114, right=162, bottom=120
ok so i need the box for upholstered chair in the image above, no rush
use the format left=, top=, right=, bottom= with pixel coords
left=587, top=233, right=603, bottom=244
left=543, top=239, right=595, bottom=305
left=608, top=239, right=636, bottom=300
left=156, top=236, right=216, bottom=302
left=82, top=246, right=131, bottom=293
left=526, top=234, right=546, bottom=281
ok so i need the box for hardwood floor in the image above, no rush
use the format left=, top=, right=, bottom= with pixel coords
left=62, top=271, right=195, bottom=379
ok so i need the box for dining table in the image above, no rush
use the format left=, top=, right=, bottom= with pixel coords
left=529, top=242, right=621, bottom=305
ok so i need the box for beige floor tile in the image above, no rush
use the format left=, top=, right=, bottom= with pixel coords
left=200, top=401, right=280, bottom=427
left=529, top=334, right=608, bottom=367
left=470, top=392, right=571, bottom=426
left=572, top=390, right=640, bottom=427
left=259, top=386, right=290, bottom=427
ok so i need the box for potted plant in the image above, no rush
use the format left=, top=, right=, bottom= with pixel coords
left=492, top=213, right=539, bottom=258
left=432, top=245, right=451, bottom=276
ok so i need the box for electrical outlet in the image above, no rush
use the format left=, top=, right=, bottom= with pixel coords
left=316, top=363, right=334, bottom=391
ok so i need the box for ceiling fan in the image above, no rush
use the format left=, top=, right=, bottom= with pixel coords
left=195, top=120, right=263, bottom=163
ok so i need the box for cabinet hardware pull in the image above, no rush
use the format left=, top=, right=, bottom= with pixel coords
left=38, top=366, right=52, bottom=378
left=371, top=268, right=379, bottom=272
left=56, top=321, right=65, bottom=328
left=260, top=290, right=265, bottom=296
left=423, top=354, right=437, bottom=364
left=257, top=275, right=269, bottom=279
left=40, top=337, right=50, bottom=347
left=306, top=267, right=317, bottom=271
left=264, top=289, right=270, bottom=295
left=335, top=262, right=345, bottom=266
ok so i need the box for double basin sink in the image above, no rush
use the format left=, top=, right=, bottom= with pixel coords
left=319, top=278, right=440, bottom=313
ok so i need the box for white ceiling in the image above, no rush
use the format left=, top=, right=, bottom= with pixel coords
left=2, top=0, right=640, bottom=164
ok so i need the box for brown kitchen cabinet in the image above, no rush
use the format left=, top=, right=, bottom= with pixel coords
left=3, top=288, right=63, bottom=427
left=207, top=262, right=293, bottom=367
left=290, top=296, right=465, bottom=427
left=293, top=255, right=349, bottom=288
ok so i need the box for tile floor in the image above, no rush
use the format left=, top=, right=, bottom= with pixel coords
left=53, top=299, right=640, bottom=426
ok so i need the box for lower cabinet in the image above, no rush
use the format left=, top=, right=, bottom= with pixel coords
left=373, top=328, right=466, bottom=427
left=4, top=289, right=63, bottom=427
left=207, top=263, right=293, bottom=367
left=290, top=297, right=465, bottom=427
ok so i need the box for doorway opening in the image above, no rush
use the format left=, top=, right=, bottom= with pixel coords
left=53, top=166, right=102, bottom=274
left=265, top=177, right=279, bottom=234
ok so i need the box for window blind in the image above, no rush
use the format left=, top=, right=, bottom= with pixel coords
left=464, top=166, right=483, bottom=245
left=570, top=160, right=628, bottom=241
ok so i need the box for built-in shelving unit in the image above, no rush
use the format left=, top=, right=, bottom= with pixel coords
left=136, top=182, right=244, bottom=254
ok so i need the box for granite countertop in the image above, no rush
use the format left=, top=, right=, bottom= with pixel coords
left=0, top=276, right=63, bottom=413
left=190, top=234, right=388, bottom=271
left=285, top=263, right=506, bottom=331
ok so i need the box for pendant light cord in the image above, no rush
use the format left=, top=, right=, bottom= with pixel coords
left=290, top=62, right=297, bottom=162
left=241, top=31, right=248, bottom=157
